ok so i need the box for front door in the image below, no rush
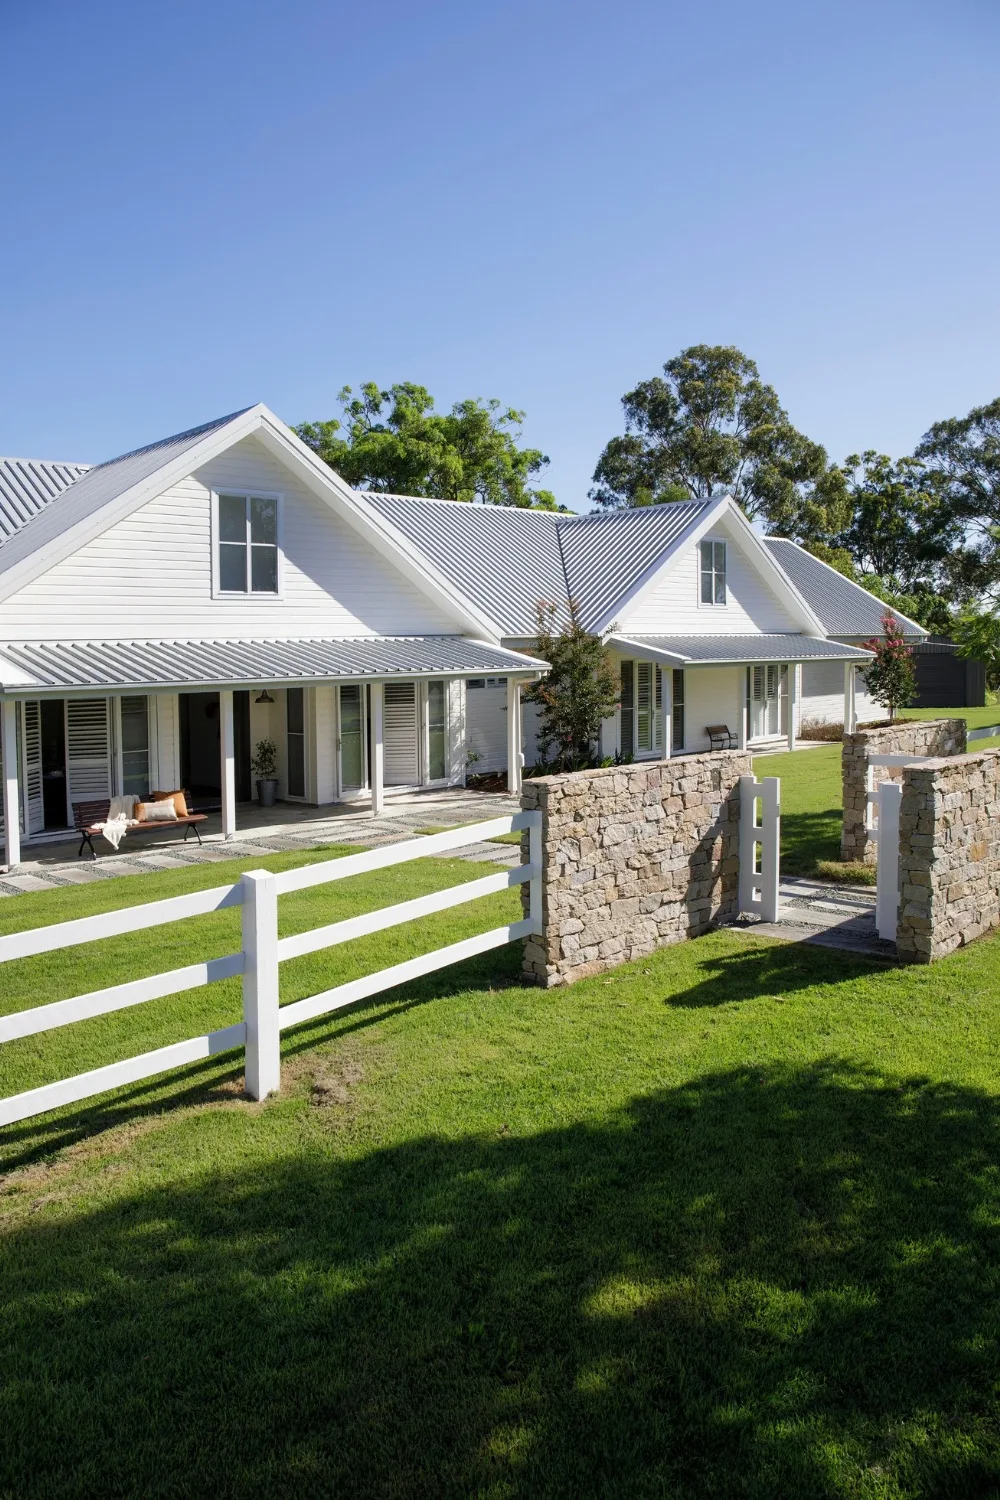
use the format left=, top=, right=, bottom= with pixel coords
left=748, top=665, right=786, bottom=741
left=41, top=700, right=68, bottom=829
left=339, top=684, right=366, bottom=794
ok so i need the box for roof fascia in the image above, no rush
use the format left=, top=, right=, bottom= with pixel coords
left=606, top=634, right=688, bottom=665
left=251, top=416, right=505, bottom=642
left=608, top=632, right=872, bottom=666
left=0, top=405, right=270, bottom=605
left=769, top=538, right=930, bottom=638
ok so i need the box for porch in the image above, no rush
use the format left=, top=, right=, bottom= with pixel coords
left=0, top=635, right=544, bottom=871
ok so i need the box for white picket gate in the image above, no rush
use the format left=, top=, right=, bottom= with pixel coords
left=738, top=774, right=780, bottom=923
left=0, top=813, right=543, bottom=1128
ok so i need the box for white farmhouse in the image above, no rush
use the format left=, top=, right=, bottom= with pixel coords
left=0, top=404, right=924, bottom=867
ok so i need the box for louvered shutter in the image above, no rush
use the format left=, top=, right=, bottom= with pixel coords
left=636, top=662, right=653, bottom=752
left=67, top=699, right=111, bottom=802
left=383, top=682, right=419, bottom=786
left=22, top=701, right=43, bottom=834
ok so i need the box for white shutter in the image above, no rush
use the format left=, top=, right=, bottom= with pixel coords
left=636, top=662, right=653, bottom=752
left=22, top=701, right=43, bottom=834
left=67, top=698, right=111, bottom=802
left=383, top=682, right=418, bottom=786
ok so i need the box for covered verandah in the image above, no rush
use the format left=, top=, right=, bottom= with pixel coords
left=606, top=633, right=874, bottom=756
left=0, top=635, right=544, bottom=871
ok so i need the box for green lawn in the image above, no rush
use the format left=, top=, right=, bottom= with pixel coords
left=4, top=805, right=1000, bottom=1494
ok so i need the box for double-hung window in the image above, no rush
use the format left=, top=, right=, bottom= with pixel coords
left=217, top=493, right=280, bottom=594
left=700, top=540, right=727, bottom=605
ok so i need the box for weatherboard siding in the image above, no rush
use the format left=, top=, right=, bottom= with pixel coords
left=0, top=436, right=460, bottom=640
left=618, top=520, right=799, bottom=636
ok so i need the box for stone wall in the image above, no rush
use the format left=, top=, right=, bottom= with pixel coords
left=841, top=718, right=966, bottom=863
left=520, top=750, right=751, bottom=987
left=896, top=748, right=1000, bottom=963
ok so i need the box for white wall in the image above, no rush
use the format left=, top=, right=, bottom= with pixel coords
left=618, top=514, right=801, bottom=635
left=680, top=666, right=742, bottom=754
left=0, top=435, right=463, bottom=640
left=800, top=662, right=877, bottom=726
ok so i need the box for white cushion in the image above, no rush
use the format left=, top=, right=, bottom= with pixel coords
left=143, top=798, right=177, bottom=820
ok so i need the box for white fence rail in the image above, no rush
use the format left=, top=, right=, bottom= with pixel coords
left=0, top=813, right=542, bottom=1128
left=967, top=724, right=1000, bottom=743
left=738, top=774, right=780, bottom=923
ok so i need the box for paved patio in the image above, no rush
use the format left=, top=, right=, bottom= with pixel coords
left=0, top=787, right=521, bottom=897
left=729, top=875, right=891, bottom=958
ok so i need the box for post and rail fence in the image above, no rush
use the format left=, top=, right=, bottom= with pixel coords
left=738, top=774, right=780, bottom=924
left=0, top=813, right=543, bottom=1128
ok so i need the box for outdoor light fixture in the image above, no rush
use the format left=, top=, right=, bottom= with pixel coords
left=255, top=689, right=275, bottom=704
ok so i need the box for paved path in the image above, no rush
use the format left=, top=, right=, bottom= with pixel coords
left=0, top=791, right=521, bottom=898
left=729, top=876, right=893, bottom=958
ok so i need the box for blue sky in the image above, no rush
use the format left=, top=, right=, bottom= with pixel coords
left=2, top=0, right=998, bottom=510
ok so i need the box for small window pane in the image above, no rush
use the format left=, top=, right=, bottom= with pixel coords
left=220, top=542, right=247, bottom=591
left=286, top=686, right=304, bottom=735
left=250, top=496, right=277, bottom=544
left=120, top=696, right=148, bottom=753
left=715, top=573, right=726, bottom=604
left=701, top=571, right=714, bottom=604
left=714, top=542, right=726, bottom=573
left=219, top=494, right=247, bottom=543
left=428, top=680, right=447, bottom=781
left=251, top=545, right=278, bottom=593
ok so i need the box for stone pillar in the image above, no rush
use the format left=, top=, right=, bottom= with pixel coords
left=841, top=717, right=967, bottom=864
left=520, top=750, right=750, bottom=987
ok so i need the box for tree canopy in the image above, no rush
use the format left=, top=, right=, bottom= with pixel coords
left=589, top=344, right=831, bottom=531
left=296, top=383, right=559, bottom=509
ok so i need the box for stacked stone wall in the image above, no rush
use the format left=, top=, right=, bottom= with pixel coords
left=896, top=748, right=1000, bottom=963
left=520, top=751, right=751, bottom=987
left=841, top=719, right=966, bottom=863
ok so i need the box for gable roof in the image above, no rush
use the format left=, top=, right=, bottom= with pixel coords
left=762, top=538, right=928, bottom=639
left=0, top=457, right=90, bottom=546
left=362, top=494, right=713, bottom=634
left=0, top=410, right=251, bottom=577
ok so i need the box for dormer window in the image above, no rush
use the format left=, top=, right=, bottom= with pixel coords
left=216, top=493, right=280, bottom=594
left=700, top=540, right=727, bottom=605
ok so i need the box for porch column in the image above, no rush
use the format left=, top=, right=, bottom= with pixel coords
left=736, top=668, right=748, bottom=751
left=370, top=681, right=385, bottom=815
left=506, top=677, right=522, bottom=795
left=843, top=662, right=857, bottom=734
left=220, top=689, right=236, bottom=840
left=786, top=663, right=797, bottom=751
left=662, top=669, right=672, bottom=759
left=1, top=699, right=20, bottom=870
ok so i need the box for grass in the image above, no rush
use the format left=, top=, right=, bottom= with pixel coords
left=415, top=822, right=523, bottom=845
left=4, top=745, right=1000, bottom=1495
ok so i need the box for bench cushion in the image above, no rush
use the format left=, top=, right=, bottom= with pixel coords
left=153, top=789, right=189, bottom=818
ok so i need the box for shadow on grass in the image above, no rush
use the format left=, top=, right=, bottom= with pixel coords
left=0, top=944, right=528, bottom=1174
left=664, top=937, right=880, bottom=1007
left=4, top=1061, right=1000, bottom=1498
left=781, top=807, right=843, bottom=877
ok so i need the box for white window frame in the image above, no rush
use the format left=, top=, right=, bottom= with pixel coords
left=698, top=538, right=727, bottom=608
left=211, top=490, right=284, bottom=599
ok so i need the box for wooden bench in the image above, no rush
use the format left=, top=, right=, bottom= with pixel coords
left=706, top=725, right=739, bottom=751
left=73, top=794, right=207, bottom=859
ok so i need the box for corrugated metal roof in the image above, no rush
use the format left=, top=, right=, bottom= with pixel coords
left=609, top=633, right=873, bottom=665
left=762, top=539, right=927, bottom=639
left=558, top=502, right=708, bottom=628
left=0, top=458, right=90, bottom=546
left=363, top=494, right=713, bottom=634
left=0, top=636, right=545, bottom=693
left=365, top=495, right=568, bottom=635
left=0, top=410, right=252, bottom=579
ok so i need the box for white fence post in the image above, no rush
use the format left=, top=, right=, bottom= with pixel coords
left=739, top=774, right=780, bottom=923
left=1, top=698, right=20, bottom=870
left=875, top=781, right=902, bottom=943
left=241, top=869, right=281, bottom=1099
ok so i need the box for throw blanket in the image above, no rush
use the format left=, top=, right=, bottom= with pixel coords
left=97, top=794, right=138, bottom=851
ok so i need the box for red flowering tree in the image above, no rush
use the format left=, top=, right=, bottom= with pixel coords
left=861, top=613, right=917, bottom=722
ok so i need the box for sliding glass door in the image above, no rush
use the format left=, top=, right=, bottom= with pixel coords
left=339, top=685, right=366, bottom=793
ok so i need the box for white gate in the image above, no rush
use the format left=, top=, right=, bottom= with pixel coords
left=739, top=773, right=780, bottom=922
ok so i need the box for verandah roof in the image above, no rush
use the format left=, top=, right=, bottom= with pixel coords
left=608, top=634, right=874, bottom=667
left=0, top=636, right=546, bottom=695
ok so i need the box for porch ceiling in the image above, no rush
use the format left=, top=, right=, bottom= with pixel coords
left=0, top=636, right=546, bottom=695
left=608, top=633, right=874, bottom=666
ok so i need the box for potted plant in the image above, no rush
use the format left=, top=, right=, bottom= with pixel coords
left=251, top=739, right=280, bottom=806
